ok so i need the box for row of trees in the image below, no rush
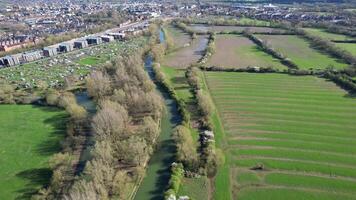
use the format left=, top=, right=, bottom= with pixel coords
left=292, top=28, right=356, bottom=65
left=186, top=67, right=219, bottom=178
left=32, top=90, right=90, bottom=199
left=199, top=33, right=216, bottom=65
left=244, top=31, right=299, bottom=69
left=179, top=16, right=274, bottom=27
left=63, top=50, right=164, bottom=199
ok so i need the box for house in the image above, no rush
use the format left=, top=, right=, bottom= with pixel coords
left=43, top=46, right=58, bottom=57
left=100, top=35, right=115, bottom=43
left=74, top=40, right=88, bottom=49
left=59, top=42, right=74, bottom=52
left=86, top=37, right=102, bottom=45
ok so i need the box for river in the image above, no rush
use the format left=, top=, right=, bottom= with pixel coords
left=74, top=91, right=96, bottom=174
left=134, top=29, right=180, bottom=200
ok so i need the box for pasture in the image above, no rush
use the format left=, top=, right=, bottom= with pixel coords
left=335, top=43, right=356, bottom=56
left=303, top=28, right=354, bottom=41
left=0, top=105, right=67, bottom=200
left=258, top=35, right=348, bottom=69
left=207, top=35, right=286, bottom=69
left=204, top=72, right=356, bottom=200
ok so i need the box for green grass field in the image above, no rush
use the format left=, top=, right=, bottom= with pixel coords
left=258, top=35, right=348, bottom=70
left=204, top=72, right=356, bottom=200
left=303, top=28, right=354, bottom=41
left=302, top=28, right=356, bottom=56
left=77, top=57, right=101, bottom=66
left=0, top=105, right=67, bottom=200
left=335, top=43, right=356, bottom=56
left=208, top=35, right=287, bottom=70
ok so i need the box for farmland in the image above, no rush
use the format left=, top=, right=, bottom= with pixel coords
left=257, top=35, right=348, bottom=69
left=0, top=105, right=67, bottom=200
left=207, top=35, right=286, bottom=69
left=204, top=72, right=356, bottom=200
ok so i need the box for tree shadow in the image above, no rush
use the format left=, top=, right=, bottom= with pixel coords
left=13, top=105, right=68, bottom=199
left=33, top=105, right=68, bottom=156
left=15, top=168, right=52, bottom=200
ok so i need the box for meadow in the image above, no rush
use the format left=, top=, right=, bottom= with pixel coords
left=335, top=43, right=356, bottom=56
left=258, top=35, right=348, bottom=69
left=204, top=72, right=356, bottom=200
left=0, top=105, right=67, bottom=200
left=302, top=28, right=354, bottom=41
left=207, top=35, right=286, bottom=69
left=302, top=28, right=356, bottom=56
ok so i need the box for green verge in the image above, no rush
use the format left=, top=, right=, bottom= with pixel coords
left=0, top=105, right=67, bottom=200
left=201, top=71, right=232, bottom=200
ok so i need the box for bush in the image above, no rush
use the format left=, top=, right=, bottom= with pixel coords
left=173, top=125, right=199, bottom=171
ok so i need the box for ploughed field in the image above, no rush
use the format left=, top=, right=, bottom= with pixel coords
left=0, top=105, right=67, bottom=200
left=207, top=35, right=286, bottom=70
left=257, top=35, right=348, bottom=70
left=205, top=72, right=356, bottom=200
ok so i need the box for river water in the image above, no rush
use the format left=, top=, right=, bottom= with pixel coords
left=134, top=30, right=180, bottom=200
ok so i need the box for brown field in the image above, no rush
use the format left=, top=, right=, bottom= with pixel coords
left=165, top=25, right=191, bottom=49
left=188, top=24, right=286, bottom=33
left=162, top=35, right=208, bottom=68
left=207, top=35, right=286, bottom=69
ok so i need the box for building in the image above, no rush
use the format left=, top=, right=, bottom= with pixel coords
left=100, top=35, right=115, bottom=43
left=43, top=46, right=57, bottom=57
left=74, top=40, right=89, bottom=49
left=59, top=42, right=74, bottom=53
left=86, top=37, right=102, bottom=45
left=108, top=32, right=126, bottom=40
left=1, top=54, right=21, bottom=66
left=22, top=51, right=42, bottom=62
